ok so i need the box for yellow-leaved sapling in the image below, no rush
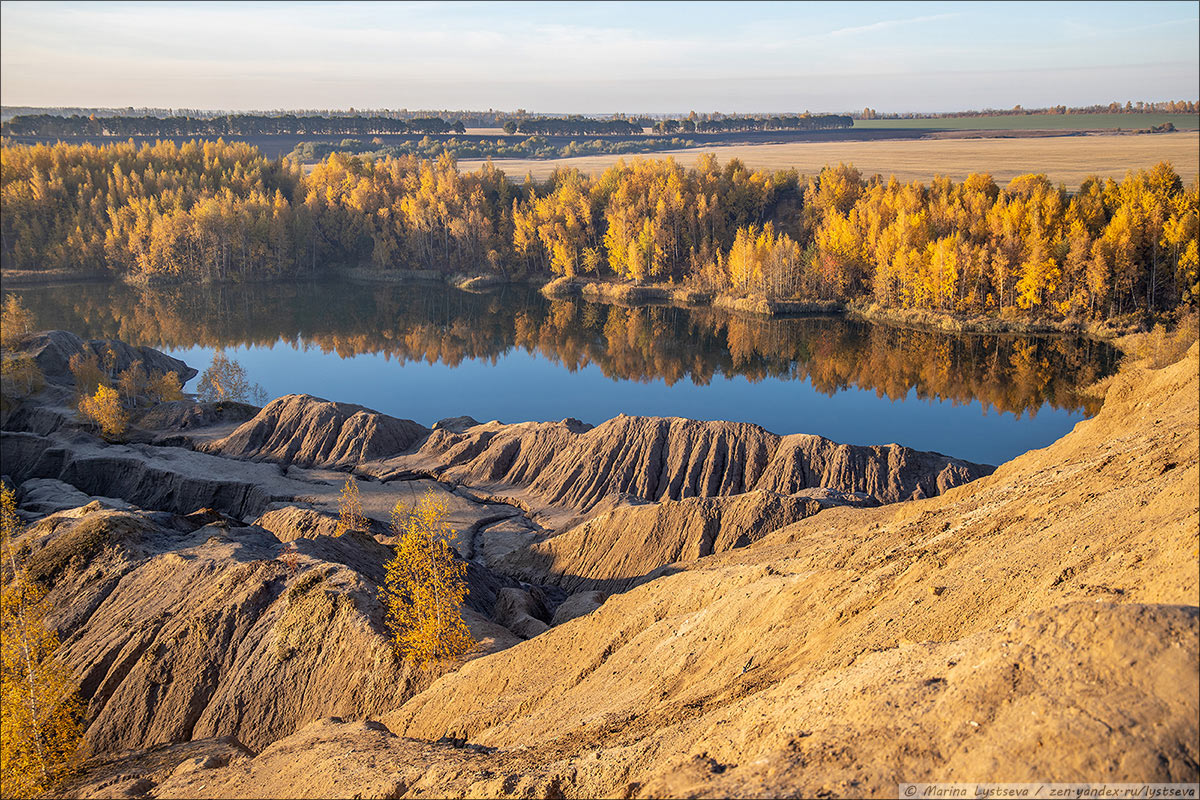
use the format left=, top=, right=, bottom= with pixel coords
left=380, top=489, right=473, bottom=666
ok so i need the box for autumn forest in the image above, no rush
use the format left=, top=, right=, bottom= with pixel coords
left=1, top=139, right=1196, bottom=321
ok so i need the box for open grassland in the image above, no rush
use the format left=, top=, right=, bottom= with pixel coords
left=459, top=130, right=1200, bottom=188
left=854, top=112, right=1199, bottom=130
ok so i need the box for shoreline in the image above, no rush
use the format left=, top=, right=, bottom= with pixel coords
left=0, top=267, right=113, bottom=288
left=3, top=265, right=1146, bottom=340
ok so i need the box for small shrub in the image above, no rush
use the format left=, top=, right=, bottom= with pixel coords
left=1131, top=310, right=1199, bottom=368
left=286, top=568, right=324, bottom=602
left=279, top=541, right=299, bottom=578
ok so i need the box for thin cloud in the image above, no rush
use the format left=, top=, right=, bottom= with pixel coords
left=827, top=12, right=960, bottom=38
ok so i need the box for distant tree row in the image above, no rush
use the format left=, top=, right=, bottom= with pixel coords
left=1, top=140, right=1195, bottom=321
left=287, top=134, right=698, bottom=163
left=1, top=114, right=467, bottom=138
left=501, top=116, right=644, bottom=136
left=652, top=113, right=853, bottom=135
left=859, top=99, right=1198, bottom=119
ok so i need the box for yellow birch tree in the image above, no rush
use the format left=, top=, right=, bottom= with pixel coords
left=380, top=490, right=472, bottom=665
left=1, top=486, right=83, bottom=799
left=78, top=384, right=128, bottom=441
left=333, top=476, right=367, bottom=537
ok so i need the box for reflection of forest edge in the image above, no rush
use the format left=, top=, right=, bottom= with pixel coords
left=17, top=279, right=1118, bottom=418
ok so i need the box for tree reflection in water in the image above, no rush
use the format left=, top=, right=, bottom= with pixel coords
left=18, top=278, right=1118, bottom=420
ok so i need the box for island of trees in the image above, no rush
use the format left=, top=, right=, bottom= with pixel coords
left=1, top=139, right=1195, bottom=323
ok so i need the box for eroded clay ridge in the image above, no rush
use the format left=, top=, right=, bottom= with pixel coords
left=12, top=503, right=520, bottom=758
left=207, top=397, right=994, bottom=508
left=2, top=432, right=277, bottom=520
left=202, top=394, right=429, bottom=469
left=25, top=330, right=198, bottom=386
left=500, top=488, right=878, bottom=593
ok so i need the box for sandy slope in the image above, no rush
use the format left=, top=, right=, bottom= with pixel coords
left=135, top=345, right=1198, bottom=798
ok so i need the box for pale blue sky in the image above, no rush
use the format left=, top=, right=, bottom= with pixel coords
left=1, top=1, right=1196, bottom=113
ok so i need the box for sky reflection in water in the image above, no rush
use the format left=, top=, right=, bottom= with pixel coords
left=19, top=279, right=1118, bottom=466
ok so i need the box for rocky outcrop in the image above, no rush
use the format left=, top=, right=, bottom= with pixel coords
left=15, top=477, right=134, bottom=517
left=431, top=415, right=480, bottom=433
left=253, top=506, right=345, bottom=541
left=502, top=488, right=876, bottom=592
left=418, top=418, right=593, bottom=488
left=204, top=394, right=429, bottom=469
left=62, top=737, right=253, bottom=800
left=21, top=330, right=197, bottom=386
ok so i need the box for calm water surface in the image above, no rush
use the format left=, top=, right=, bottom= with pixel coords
left=17, top=279, right=1119, bottom=465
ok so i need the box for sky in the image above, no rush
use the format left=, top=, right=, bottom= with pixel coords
left=1, top=1, right=1197, bottom=114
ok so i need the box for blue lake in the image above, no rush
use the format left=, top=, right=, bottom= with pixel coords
left=18, top=279, right=1119, bottom=466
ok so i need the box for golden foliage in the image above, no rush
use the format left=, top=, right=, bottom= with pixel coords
left=2, top=138, right=1195, bottom=320
left=116, top=361, right=149, bottom=408
left=78, top=384, right=128, bottom=440
left=380, top=490, right=473, bottom=666
left=197, top=351, right=266, bottom=404
left=1, top=295, right=34, bottom=350
left=1, top=486, right=83, bottom=799
left=116, top=362, right=183, bottom=409
left=333, top=476, right=367, bottom=537
left=0, top=355, right=44, bottom=398
left=146, top=370, right=184, bottom=404
left=1128, top=309, right=1200, bottom=368
left=67, top=352, right=106, bottom=397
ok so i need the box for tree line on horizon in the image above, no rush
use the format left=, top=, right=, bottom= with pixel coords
left=1, top=139, right=1196, bottom=321
left=856, top=99, right=1199, bottom=120
left=652, top=113, right=853, bottom=134
left=2, top=110, right=855, bottom=139
left=1, top=114, right=469, bottom=138
left=287, top=134, right=699, bottom=164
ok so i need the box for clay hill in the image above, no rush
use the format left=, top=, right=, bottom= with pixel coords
left=0, top=331, right=1196, bottom=799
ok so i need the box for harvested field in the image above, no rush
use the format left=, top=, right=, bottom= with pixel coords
left=459, top=130, right=1200, bottom=188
